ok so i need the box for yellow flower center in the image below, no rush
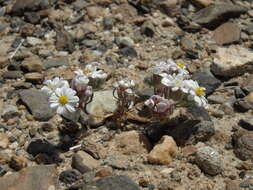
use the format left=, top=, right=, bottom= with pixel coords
left=195, top=87, right=205, bottom=97
left=58, top=96, right=69, bottom=105
left=83, top=68, right=91, bottom=75
left=176, top=61, right=185, bottom=69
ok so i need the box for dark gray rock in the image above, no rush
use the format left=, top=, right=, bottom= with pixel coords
left=11, top=0, right=49, bottom=16
left=192, top=3, right=248, bottom=29
left=103, top=17, right=114, bottom=30
left=27, top=139, right=57, bottom=157
left=234, top=87, right=246, bottom=99
left=195, top=146, right=223, bottom=176
left=2, top=71, right=23, bottom=79
left=234, top=99, right=252, bottom=112
left=146, top=105, right=214, bottom=145
left=59, top=169, right=82, bottom=184
left=82, top=175, right=140, bottom=190
left=141, top=21, right=155, bottom=37
left=192, top=72, right=221, bottom=96
left=120, top=47, right=137, bottom=57
left=19, top=89, right=54, bottom=121
left=0, top=166, right=6, bottom=177
left=24, top=12, right=40, bottom=24
left=232, top=131, right=253, bottom=161
left=238, top=118, right=253, bottom=131
left=43, top=57, right=69, bottom=70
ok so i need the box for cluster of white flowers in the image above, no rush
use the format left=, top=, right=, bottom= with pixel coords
left=146, top=59, right=208, bottom=116
left=113, top=78, right=135, bottom=94
left=41, top=64, right=108, bottom=117
left=112, top=78, right=136, bottom=110
left=41, top=77, right=79, bottom=116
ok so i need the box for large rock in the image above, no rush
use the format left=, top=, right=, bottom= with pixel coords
left=166, top=106, right=214, bottom=146
left=195, top=146, right=223, bottom=176
left=11, top=0, right=50, bottom=15
left=82, top=175, right=140, bottom=190
left=86, top=90, right=117, bottom=126
left=232, top=131, right=253, bottom=161
left=147, top=136, right=178, bottom=165
left=0, top=165, right=58, bottom=190
left=211, top=46, right=253, bottom=77
left=21, top=56, right=43, bottom=72
left=192, top=71, right=221, bottom=96
left=43, top=57, right=69, bottom=70
left=192, top=3, right=248, bottom=29
left=19, top=89, right=54, bottom=121
left=114, top=130, right=151, bottom=155
left=72, top=151, right=100, bottom=173
left=212, top=22, right=241, bottom=45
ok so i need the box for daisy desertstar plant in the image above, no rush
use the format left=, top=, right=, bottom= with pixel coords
left=40, top=59, right=208, bottom=128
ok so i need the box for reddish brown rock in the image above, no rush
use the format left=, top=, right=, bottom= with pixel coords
left=213, top=22, right=241, bottom=45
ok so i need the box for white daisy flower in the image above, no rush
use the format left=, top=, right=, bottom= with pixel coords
left=71, top=75, right=89, bottom=91
left=184, top=80, right=207, bottom=107
left=74, top=64, right=107, bottom=79
left=49, top=87, right=79, bottom=115
left=161, top=73, right=189, bottom=93
left=41, top=77, right=69, bottom=95
left=153, top=59, right=189, bottom=76
left=113, top=78, right=135, bottom=89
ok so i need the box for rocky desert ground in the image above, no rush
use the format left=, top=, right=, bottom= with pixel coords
left=0, top=0, right=253, bottom=190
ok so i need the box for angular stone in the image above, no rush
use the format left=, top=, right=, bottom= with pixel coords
left=27, top=139, right=57, bottom=157
left=24, top=72, right=44, bottom=84
left=19, top=89, right=54, bottom=121
left=72, top=151, right=100, bottom=173
left=213, top=22, right=241, bottom=45
left=11, top=0, right=49, bottom=15
left=232, top=131, right=253, bottom=161
left=86, top=90, right=117, bottom=126
left=2, top=71, right=23, bottom=79
left=166, top=106, right=214, bottom=146
left=55, top=27, right=75, bottom=53
left=192, top=3, right=248, bottom=29
left=59, top=169, right=82, bottom=184
left=0, top=165, right=58, bottom=190
left=43, top=57, right=69, bottom=70
left=115, top=130, right=151, bottom=155
left=211, top=46, right=253, bottom=77
left=195, top=146, right=223, bottom=176
left=147, top=136, right=178, bottom=165
left=238, top=118, right=253, bottom=131
left=192, top=71, right=221, bottom=96
left=21, top=56, right=43, bottom=72
left=0, top=133, right=9, bottom=149
left=9, top=155, right=27, bottom=171
left=82, top=175, right=140, bottom=190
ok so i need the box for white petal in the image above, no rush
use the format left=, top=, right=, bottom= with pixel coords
left=50, top=102, right=59, bottom=108
left=56, top=106, right=66, bottom=115
left=65, top=104, right=76, bottom=112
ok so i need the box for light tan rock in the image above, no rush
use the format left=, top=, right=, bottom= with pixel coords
left=0, top=165, right=58, bottom=190
left=21, top=56, right=43, bottom=72
left=211, top=45, right=253, bottom=77
left=115, top=130, right=151, bottom=155
left=0, top=133, right=9, bottom=149
left=213, top=22, right=241, bottom=45
left=72, top=151, right=100, bottom=173
left=9, top=155, right=28, bottom=171
left=147, top=136, right=178, bottom=165
left=245, top=92, right=253, bottom=105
